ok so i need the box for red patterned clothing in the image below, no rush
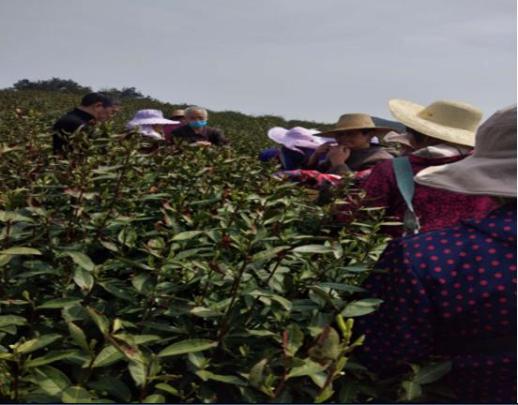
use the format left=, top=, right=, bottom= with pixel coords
left=355, top=204, right=517, bottom=403
left=360, top=155, right=498, bottom=236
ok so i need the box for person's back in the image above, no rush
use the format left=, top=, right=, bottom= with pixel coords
left=357, top=203, right=516, bottom=402
left=355, top=105, right=517, bottom=403
left=361, top=153, right=498, bottom=236
left=358, top=99, right=497, bottom=236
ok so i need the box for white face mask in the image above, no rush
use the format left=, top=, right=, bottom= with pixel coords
left=139, top=125, right=164, bottom=140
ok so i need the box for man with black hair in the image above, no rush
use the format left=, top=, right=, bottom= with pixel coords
left=52, top=92, right=114, bottom=155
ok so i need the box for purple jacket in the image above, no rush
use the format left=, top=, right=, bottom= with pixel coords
left=355, top=204, right=516, bottom=403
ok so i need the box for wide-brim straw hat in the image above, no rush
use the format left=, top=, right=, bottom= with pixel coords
left=383, top=131, right=415, bottom=148
left=319, top=113, right=393, bottom=138
left=268, top=127, right=334, bottom=152
left=127, top=109, right=179, bottom=128
left=389, top=99, right=482, bottom=147
left=415, top=105, right=517, bottom=198
left=170, top=109, right=185, bottom=118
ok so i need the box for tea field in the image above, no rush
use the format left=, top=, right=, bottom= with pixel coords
left=0, top=90, right=446, bottom=403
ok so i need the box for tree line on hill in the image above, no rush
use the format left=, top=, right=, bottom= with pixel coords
left=9, top=77, right=145, bottom=100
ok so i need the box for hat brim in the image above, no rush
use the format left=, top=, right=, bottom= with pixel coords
left=267, top=127, right=330, bottom=150
left=319, top=126, right=393, bottom=138
left=389, top=99, right=475, bottom=147
left=415, top=155, right=517, bottom=197
left=129, top=118, right=179, bottom=126
left=267, top=127, right=290, bottom=144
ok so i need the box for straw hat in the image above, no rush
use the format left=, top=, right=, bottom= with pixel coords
left=383, top=131, right=415, bottom=149
left=170, top=109, right=185, bottom=118
left=268, top=127, right=334, bottom=152
left=389, top=99, right=482, bottom=147
left=415, top=105, right=517, bottom=198
left=127, top=109, right=178, bottom=128
left=319, top=113, right=393, bottom=138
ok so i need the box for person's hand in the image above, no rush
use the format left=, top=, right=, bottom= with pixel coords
left=313, top=142, right=336, bottom=157
left=307, top=142, right=337, bottom=167
left=327, top=145, right=351, bottom=166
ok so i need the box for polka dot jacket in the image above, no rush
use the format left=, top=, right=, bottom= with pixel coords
left=355, top=203, right=516, bottom=403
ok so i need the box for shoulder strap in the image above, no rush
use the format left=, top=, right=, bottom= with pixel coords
left=393, top=157, right=415, bottom=212
left=392, top=157, right=421, bottom=235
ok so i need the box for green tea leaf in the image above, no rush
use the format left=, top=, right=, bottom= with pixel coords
left=68, top=322, right=90, bottom=352
left=0, top=315, right=27, bottom=327
left=401, top=380, right=423, bottom=401
left=142, top=394, right=165, bottom=403
left=315, top=385, right=334, bottom=403
left=64, top=251, right=95, bottom=272
left=172, top=230, right=203, bottom=241
left=249, top=358, right=268, bottom=388
left=293, top=245, right=334, bottom=254
left=61, top=385, right=93, bottom=403
left=414, top=361, right=452, bottom=384
left=286, top=359, right=326, bottom=379
left=38, top=298, right=82, bottom=309
left=92, top=345, right=125, bottom=368
left=341, top=298, right=383, bottom=317
left=155, top=383, right=180, bottom=397
left=0, top=210, right=34, bottom=223
left=128, top=360, right=147, bottom=387
left=86, top=307, right=110, bottom=335
left=0, top=246, right=41, bottom=255
left=284, top=324, right=304, bottom=357
left=34, top=365, right=71, bottom=396
left=158, top=339, right=217, bottom=357
left=25, top=349, right=78, bottom=368
left=89, top=377, right=132, bottom=402
left=16, top=333, right=61, bottom=354
left=196, top=370, right=247, bottom=386
left=252, top=245, right=290, bottom=261
left=318, top=282, right=365, bottom=294
left=73, top=268, right=94, bottom=292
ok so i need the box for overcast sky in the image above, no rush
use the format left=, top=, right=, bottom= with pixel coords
left=0, top=0, right=516, bottom=122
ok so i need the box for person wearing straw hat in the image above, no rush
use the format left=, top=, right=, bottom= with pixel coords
left=307, top=113, right=395, bottom=174
left=163, top=109, right=186, bottom=140
left=383, top=130, right=416, bottom=156
left=266, top=126, right=333, bottom=170
left=356, top=99, right=498, bottom=236
left=126, top=109, right=179, bottom=141
left=354, top=105, right=517, bottom=403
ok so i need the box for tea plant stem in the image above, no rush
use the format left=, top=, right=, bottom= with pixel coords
left=217, top=245, right=253, bottom=343
left=66, top=188, right=84, bottom=241
left=11, top=360, right=19, bottom=402
left=95, top=145, right=132, bottom=238
left=243, top=254, right=285, bottom=327
left=3, top=220, right=11, bottom=247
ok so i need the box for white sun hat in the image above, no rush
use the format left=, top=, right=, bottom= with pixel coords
left=389, top=99, right=483, bottom=147
left=267, top=127, right=334, bottom=153
left=415, top=105, right=517, bottom=198
left=127, top=109, right=179, bottom=129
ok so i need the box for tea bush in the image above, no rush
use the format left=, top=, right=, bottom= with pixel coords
left=0, top=90, right=449, bottom=403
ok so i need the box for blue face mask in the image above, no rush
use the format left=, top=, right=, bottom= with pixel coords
left=189, top=120, right=207, bottom=129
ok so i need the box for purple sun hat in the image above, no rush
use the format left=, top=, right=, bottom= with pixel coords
left=127, top=109, right=179, bottom=129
